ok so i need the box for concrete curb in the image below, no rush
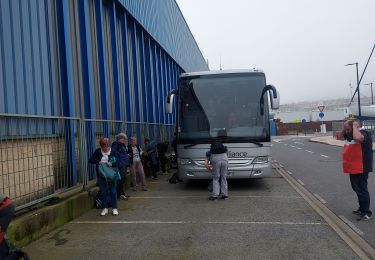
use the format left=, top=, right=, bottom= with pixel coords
left=309, top=138, right=344, bottom=147
left=309, top=137, right=375, bottom=151
left=7, top=187, right=99, bottom=248
left=273, top=161, right=375, bottom=260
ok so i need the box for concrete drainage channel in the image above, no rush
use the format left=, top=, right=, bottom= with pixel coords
left=272, top=160, right=375, bottom=260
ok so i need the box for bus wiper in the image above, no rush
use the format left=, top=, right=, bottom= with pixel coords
left=246, top=139, right=263, bottom=147
left=183, top=138, right=213, bottom=148
left=184, top=143, right=198, bottom=149
left=215, top=136, right=264, bottom=147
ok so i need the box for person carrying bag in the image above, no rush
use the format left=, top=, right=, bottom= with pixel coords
left=89, top=138, right=121, bottom=216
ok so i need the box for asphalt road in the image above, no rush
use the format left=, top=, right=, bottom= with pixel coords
left=271, top=135, right=375, bottom=248
left=24, top=170, right=359, bottom=259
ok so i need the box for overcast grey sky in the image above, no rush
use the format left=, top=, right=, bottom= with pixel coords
left=176, top=0, right=375, bottom=104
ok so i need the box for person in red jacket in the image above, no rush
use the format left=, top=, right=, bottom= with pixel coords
left=338, top=119, right=373, bottom=220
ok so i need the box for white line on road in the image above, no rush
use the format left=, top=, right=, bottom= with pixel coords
left=294, top=142, right=305, bottom=145
left=128, top=195, right=302, bottom=199
left=71, top=220, right=326, bottom=226
left=305, top=150, right=314, bottom=154
left=339, top=216, right=364, bottom=235
left=313, top=193, right=327, bottom=204
left=297, top=179, right=305, bottom=186
left=320, top=154, right=329, bottom=158
left=287, top=171, right=293, bottom=175
left=297, top=147, right=302, bottom=150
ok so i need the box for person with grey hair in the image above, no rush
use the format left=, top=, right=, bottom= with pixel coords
left=128, top=137, right=147, bottom=191
left=112, top=133, right=130, bottom=200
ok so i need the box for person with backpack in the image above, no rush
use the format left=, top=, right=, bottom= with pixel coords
left=128, top=137, right=147, bottom=191
left=204, top=141, right=229, bottom=200
left=0, top=194, right=29, bottom=259
left=157, top=141, right=169, bottom=174
left=144, top=138, right=159, bottom=180
left=89, top=137, right=121, bottom=216
left=111, top=133, right=131, bottom=200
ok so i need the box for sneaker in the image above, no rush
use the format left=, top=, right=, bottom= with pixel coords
left=151, top=177, right=158, bottom=180
left=357, top=214, right=372, bottom=221
left=352, top=209, right=362, bottom=215
left=209, top=196, right=218, bottom=201
left=221, top=195, right=229, bottom=200
left=142, top=187, right=148, bottom=191
left=112, top=208, right=119, bottom=216
left=100, top=208, right=108, bottom=216
left=124, top=194, right=130, bottom=198
left=119, top=195, right=128, bottom=200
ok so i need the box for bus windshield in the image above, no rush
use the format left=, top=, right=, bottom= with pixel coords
left=178, top=74, right=270, bottom=142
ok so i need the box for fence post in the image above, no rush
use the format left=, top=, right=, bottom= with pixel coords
left=78, top=119, right=88, bottom=190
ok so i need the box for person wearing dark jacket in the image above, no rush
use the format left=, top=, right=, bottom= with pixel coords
left=89, top=137, right=120, bottom=216
left=112, top=133, right=130, bottom=200
left=204, top=142, right=229, bottom=200
left=157, top=141, right=169, bottom=174
left=338, top=119, right=373, bottom=220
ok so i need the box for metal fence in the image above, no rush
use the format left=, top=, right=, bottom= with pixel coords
left=0, top=114, right=174, bottom=210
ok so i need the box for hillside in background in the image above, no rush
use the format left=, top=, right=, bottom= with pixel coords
left=279, top=96, right=374, bottom=112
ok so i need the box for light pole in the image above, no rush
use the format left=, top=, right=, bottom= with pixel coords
left=349, top=82, right=353, bottom=97
left=345, top=62, right=361, bottom=117
left=365, top=82, right=374, bottom=105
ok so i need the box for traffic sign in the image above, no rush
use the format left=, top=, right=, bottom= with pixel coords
left=319, top=112, right=324, bottom=118
left=318, top=106, right=325, bottom=112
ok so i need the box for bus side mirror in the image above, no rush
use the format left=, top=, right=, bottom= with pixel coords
left=260, top=85, right=280, bottom=115
left=166, top=89, right=178, bottom=114
left=270, top=89, right=280, bottom=110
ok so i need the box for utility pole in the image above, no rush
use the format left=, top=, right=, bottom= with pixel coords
left=345, top=62, right=361, bottom=117
left=365, top=82, right=374, bottom=105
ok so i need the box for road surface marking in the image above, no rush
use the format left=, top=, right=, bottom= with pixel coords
left=71, top=220, right=325, bottom=226
left=297, top=179, right=305, bottom=186
left=290, top=145, right=296, bottom=148
left=339, top=216, right=364, bottom=235
left=313, top=193, right=327, bottom=204
left=128, top=195, right=302, bottom=199
left=320, top=154, right=329, bottom=158
left=294, top=142, right=305, bottom=145
left=284, top=144, right=288, bottom=146
left=297, top=147, right=302, bottom=150
left=287, top=171, right=293, bottom=175
left=305, top=150, right=314, bottom=154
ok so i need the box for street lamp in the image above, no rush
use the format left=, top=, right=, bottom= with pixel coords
left=345, top=62, right=361, bottom=117
left=365, top=82, right=374, bottom=105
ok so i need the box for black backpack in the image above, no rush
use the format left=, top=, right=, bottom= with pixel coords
left=169, top=173, right=182, bottom=184
left=94, top=190, right=112, bottom=209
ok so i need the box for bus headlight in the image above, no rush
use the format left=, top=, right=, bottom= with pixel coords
left=253, top=156, right=269, bottom=164
left=178, top=158, right=193, bottom=165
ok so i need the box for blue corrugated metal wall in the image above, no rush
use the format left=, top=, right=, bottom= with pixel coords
left=0, top=0, right=60, bottom=116
left=0, top=0, right=206, bottom=119
left=118, top=0, right=208, bottom=73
